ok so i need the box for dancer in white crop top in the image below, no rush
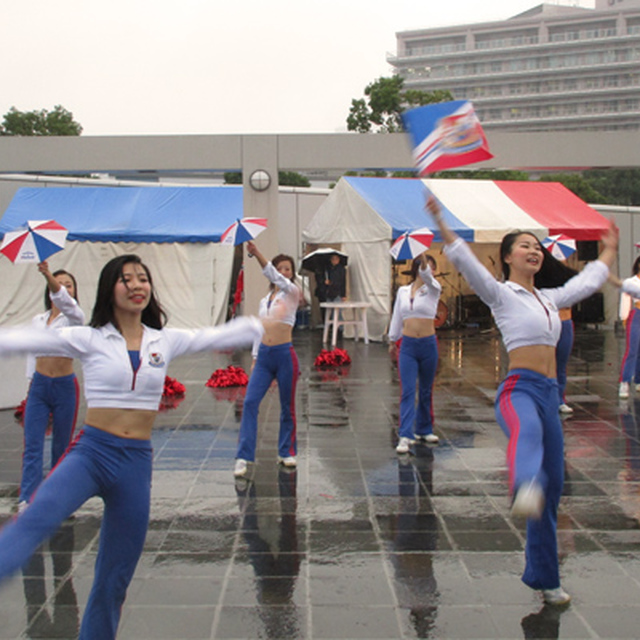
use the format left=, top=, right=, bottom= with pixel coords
left=234, top=241, right=302, bottom=478
left=427, top=194, right=618, bottom=607
left=19, top=262, right=85, bottom=511
left=0, top=253, right=263, bottom=640
left=389, top=253, right=442, bottom=452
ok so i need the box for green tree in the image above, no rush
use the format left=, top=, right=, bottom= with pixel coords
left=434, top=169, right=530, bottom=181
left=539, top=173, right=606, bottom=204
left=347, top=76, right=453, bottom=133
left=582, top=169, right=640, bottom=206
left=278, top=171, right=311, bottom=187
left=0, top=105, right=82, bottom=136
left=223, top=171, right=311, bottom=187
left=223, top=172, right=243, bottom=184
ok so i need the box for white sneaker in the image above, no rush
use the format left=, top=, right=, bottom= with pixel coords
left=619, top=382, right=630, bottom=399
left=17, top=501, right=28, bottom=514
left=511, top=481, right=544, bottom=519
left=233, top=458, right=249, bottom=477
left=278, top=456, right=297, bottom=468
left=395, top=437, right=414, bottom=454
left=414, top=433, right=439, bottom=444
left=558, top=403, right=573, bottom=414
left=542, top=586, right=571, bottom=606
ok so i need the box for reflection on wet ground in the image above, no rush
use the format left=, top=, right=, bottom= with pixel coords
left=0, top=327, right=639, bottom=638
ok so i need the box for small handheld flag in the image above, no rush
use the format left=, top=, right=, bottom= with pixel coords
left=401, top=100, right=493, bottom=175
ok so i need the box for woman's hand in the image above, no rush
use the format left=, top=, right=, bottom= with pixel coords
left=426, top=195, right=442, bottom=220
left=598, top=219, right=619, bottom=269
left=425, top=194, right=457, bottom=245
left=246, top=240, right=256, bottom=257
left=388, top=341, right=398, bottom=366
left=37, top=261, right=60, bottom=293
left=602, top=219, right=619, bottom=253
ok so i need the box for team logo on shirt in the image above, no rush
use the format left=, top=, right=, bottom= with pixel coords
left=148, top=352, right=165, bottom=367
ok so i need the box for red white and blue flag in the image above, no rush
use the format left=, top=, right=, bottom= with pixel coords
left=401, top=100, right=493, bottom=175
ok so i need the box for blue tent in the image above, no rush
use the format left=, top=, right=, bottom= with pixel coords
left=0, top=186, right=243, bottom=243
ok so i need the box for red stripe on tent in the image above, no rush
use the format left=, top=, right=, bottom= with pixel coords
left=495, top=181, right=609, bottom=241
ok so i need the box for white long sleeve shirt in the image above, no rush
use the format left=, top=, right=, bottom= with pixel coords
left=1, top=316, right=263, bottom=411
left=26, top=286, right=86, bottom=380
left=388, top=265, right=442, bottom=342
left=444, top=237, right=609, bottom=353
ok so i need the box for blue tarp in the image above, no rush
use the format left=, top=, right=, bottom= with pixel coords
left=344, top=176, right=475, bottom=242
left=0, top=186, right=244, bottom=243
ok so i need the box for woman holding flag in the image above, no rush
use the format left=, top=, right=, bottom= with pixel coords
left=426, top=194, right=620, bottom=606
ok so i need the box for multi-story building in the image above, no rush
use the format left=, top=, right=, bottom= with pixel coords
left=389, top=0, right=640, bottom=131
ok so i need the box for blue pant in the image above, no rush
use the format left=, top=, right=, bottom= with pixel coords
left=0, top=426, right=152, bottom=640
left=556, top=319, right=574, bottom=406
left=495, top=369, right=564, bottom=590
left=397, top=335, right=438, bottom=439
left=21, top=372, right=79, bottom=503
left=620, top=308, right=640, bottom=383
left=236, top=342, right=299, bottom=462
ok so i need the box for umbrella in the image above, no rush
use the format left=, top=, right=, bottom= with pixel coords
left=389, top=228, right=434, bottom=261
left=300, top=248, right=348, bottom=274
left=542, top=234, right=577, bottom=260
left=220, top=217, right=268, bottom=246
left=0, top=220, right=68, bottom=264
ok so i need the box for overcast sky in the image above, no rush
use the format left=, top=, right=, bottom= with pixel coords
left=0, top=0, right=595, bottom=136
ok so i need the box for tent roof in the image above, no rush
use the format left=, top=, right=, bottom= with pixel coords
left=0, top=186, right=244, bottom=243
left=344, top=177, right=609, bottom=243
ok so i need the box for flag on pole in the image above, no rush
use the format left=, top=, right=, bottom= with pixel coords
left=401, top=100, right=493, bottom=175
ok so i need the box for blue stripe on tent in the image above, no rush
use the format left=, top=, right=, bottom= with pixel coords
left=0, top=187, right=244, bottom=244
left=344, top=176, right=474, bottom=243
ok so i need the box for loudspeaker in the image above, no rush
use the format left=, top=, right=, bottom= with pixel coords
left=573, top=292, right=604, bottom=324
left=577, top=240, right=598, bottom=261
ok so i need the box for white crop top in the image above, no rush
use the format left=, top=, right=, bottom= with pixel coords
left=1, top=316, right=263, bottom=411
left=445, top=237, right=609, bottom=353
left=253, top=262, right=301, bottom=357
left=388, top=265, right=442, bottom=342
left=257, top=262, right=300, bottom=326
left=26, top=287, right=86, bottom=380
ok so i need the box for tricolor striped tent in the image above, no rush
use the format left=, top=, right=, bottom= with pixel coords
left=302, top=177, right=610, bottom=340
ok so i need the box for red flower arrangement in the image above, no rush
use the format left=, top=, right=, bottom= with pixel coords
left=14, top=398, right=54, bottom=433
left=205, top=365, right=249, bottom=389
left=158, top=376, right=186, bottom=412
left=314, top=348, right=351, bottom=369
left=163, top=376, right=186, bottom=397
left=14, top=398, right=26, bottom=423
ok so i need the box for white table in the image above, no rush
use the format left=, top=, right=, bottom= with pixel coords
left=320, top=302, right=371, bottom=348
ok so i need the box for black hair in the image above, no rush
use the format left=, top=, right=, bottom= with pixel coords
left=44, top=270, right=78, bottom=311
left=269, top=254, right=296, bottom=291
left=409, top=255, right=437, bottom=282
left=89, top=254, right=167, bottom=330
left=500, top=230, right=578, bottom=286
left=534, top=246, right=578, bottom=288
left=632, top=256, right=640, bottom=276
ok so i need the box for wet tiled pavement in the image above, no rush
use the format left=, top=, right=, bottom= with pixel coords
left=0, top=326, right=640, bottom=639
